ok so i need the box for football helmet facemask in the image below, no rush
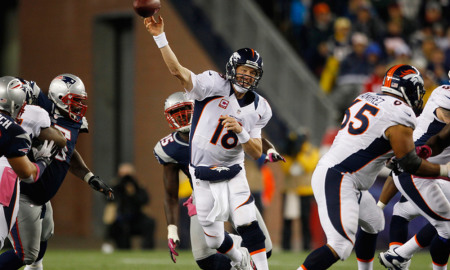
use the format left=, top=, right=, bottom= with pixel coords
left=164, top=92, right=194, bottom=133
left=0, top=76, right=27, bottom=120
left=48, top=74, right=87, bottom=122
left=381, top=64, right=425, bottom=115
left=226, top=48, right=263, bottom=93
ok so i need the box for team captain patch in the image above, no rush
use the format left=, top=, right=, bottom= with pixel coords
left=219, top=99, right=229, bottom=109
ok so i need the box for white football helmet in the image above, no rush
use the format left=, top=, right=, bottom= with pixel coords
left=48, top=74, right=87, bottom=122
left=164, top=92, right=194, bottom=133
left=0, top=76, right=27, bottom=120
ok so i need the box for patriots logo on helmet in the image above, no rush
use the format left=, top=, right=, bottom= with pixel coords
left=57, top=76, right=77, bottom=88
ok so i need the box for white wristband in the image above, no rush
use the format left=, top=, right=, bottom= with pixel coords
left=267, top=148, right=277, bottom=155
left=84, top=172, right=94, bottom=183
left=377, top=201, right=386, bottom=210
left=153, top=32, right=168, bottom=48
left=236, top=129, right=250, bottom=144
left=167, top=224, right=179, bottom=241
left=440, top=164, right=449, bottom=177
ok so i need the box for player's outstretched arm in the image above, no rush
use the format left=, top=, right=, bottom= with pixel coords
left=262, top=138, right=285, bottom=163
left=69, top=149, right=114, bottom=200
left=144, top=16, right=193, bottom=91
left=162, top=163, right=180, bottom=263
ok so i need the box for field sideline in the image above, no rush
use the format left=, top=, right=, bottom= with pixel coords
left=1, top=248, right=434, bottom=269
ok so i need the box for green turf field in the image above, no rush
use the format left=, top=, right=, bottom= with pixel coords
left=6, top=249, right=434, bottom=269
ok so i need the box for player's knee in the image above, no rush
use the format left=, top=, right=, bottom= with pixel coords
left=236, top=221, right=266, bottom=253
left=203, top=232, right=224, bottom=250
left=328, top=240, right=353, bottom=260
left=23, top=252, right=39, bottom=265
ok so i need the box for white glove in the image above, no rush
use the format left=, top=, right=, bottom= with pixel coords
left=32, top=140, right=57, bottom=166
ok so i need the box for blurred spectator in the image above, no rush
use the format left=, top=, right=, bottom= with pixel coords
left=385, top=1, right=419, bottom=41
left=351, top=3, right=385, bottom=42
left=103, top=163, right=156, bottom=251
left=281, top=133, right=319, bottom=250
left=304, top=2, right=334, bottom=77
left=362, top=61, right=386, bottom=94
left=280, top=132, right=320, bottom=251
left=427, top=47, right=448, bottom=84
left=289, top=0, right=310, bottom=54
left=319, top=17, right=352, bottom=93
left=329, top=32, right=371, bottom=113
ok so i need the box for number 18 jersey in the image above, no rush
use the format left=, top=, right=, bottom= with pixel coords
left=319, top=92, right=416, bottom=189
left=186, top=70, right=272, bottom=167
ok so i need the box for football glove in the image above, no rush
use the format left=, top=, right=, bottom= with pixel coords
left=167, top=224, right=180, bottom=263
left=265, top=148, right=286, bottom=163
left=32, top=140, right=58, bottom=167
left=88, top=176, right=114, bottom=200
left=182, top=196, right=197, bottom=217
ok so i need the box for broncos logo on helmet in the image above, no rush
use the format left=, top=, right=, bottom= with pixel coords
left=381, top=64, right=425, bottom=115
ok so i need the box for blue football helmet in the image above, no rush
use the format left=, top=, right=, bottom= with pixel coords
left=381, top=64, right=425, bottom=114
left=226, top=48, right=263, bottom=93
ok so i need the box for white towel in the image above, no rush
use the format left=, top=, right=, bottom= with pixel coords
left=206, top=181, right=229, bottom=223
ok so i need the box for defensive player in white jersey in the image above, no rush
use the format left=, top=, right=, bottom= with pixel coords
left=299, top=64, right=450, bottom=270
left=145, top=16, right=272, bottom=270
left=378, top=83, right=450, bottom=270
left=154, top=92, right=283, bottom=269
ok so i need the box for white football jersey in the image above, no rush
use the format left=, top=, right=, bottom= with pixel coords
left=0, top=105, right=51, bottom=167
left=319, top=92, right=416, bottom=189
left=414, top=84, right=450, bottom=165
left=186, top=70, right=272, bottom=167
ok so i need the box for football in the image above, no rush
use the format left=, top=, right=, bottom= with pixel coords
left=133, top=0, right=161, bottom=18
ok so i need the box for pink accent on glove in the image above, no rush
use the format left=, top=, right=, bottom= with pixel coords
left=416, top=145, right=432, bottom=159
left=168, top=238, right=179, bottom=263
left=183, top=196, right=197, bottom=217
left=265, top=152, right=286, bottom=163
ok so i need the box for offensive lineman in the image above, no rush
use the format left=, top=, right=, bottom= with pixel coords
left=154, top=92, right=283, bottom=269
left=146, top=16, right=272, bottom=270
left=299, top=64, right=450, bottom=270
left=378, top=82, right=450, bottom=269
left=0, top=76, right=56, bottom=250
left=0, top=74, right=114, bottom=270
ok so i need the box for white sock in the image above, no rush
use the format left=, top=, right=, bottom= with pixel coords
left=395, top=236, right=422, bottom=259
left=432, top=262, right=447, bottom=270
left=225, top=245, right=243, bottom=263
left=389, top=243, right=401, bottom=252
left=357, top=259, right=373, bottom=270
left=251, top=250, right=269, bottom=270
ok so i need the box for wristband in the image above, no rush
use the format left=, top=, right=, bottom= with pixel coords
left=84, top=172, right=94, bottom=183
left=439, top=164, right=449, bottom=177
left=377, top=201, right=386, bottom=210
left=267, top=148, right=277, bottom=155
left=236, top=129, right=250, bottom=144
left=168, top=224, right=178, bottom=239
left=153, top=32, right=169, bottom=48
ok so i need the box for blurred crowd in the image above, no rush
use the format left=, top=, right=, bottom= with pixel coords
left=256, top=0, right=450, bottom=113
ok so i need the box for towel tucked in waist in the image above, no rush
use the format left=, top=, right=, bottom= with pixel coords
left=194, top=164, right=242, bottom=182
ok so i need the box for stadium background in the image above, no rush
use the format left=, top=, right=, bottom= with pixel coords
left=0, top=0, right=443, bottom=251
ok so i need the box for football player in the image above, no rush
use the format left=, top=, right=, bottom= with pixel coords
left=377, top=81, right=450, bottom=270
left=299, top=64, right=450, bottom=270
left=0, top=76, right=57, bottom=250
left=0, top=74, right=114, bottom=270
left=154, top=92, right=283, bottom=269
left=146, top=16, right=272, bottom=270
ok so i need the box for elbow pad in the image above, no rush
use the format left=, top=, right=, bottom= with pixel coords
left=397, top=149, right=422, bottom=174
